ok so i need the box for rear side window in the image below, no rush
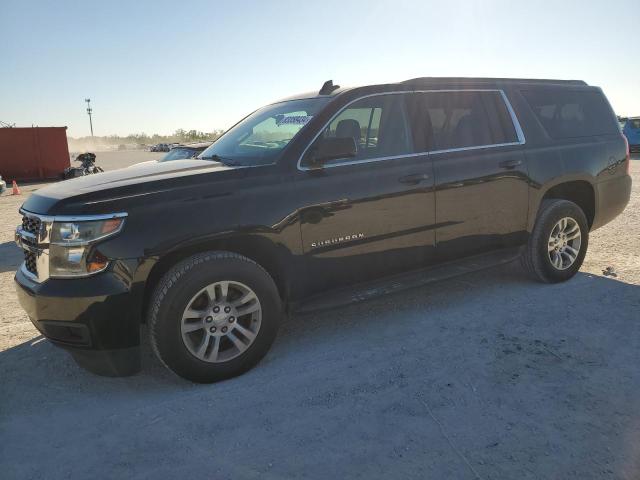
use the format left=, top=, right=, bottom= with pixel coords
left=627, top=119, right=640, bottom=130
left=522, top=89, right=618, bottom=139
left=418, top=91, right=519, bottom=151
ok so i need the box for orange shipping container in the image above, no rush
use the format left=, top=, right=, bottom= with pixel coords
left=0, top=127, right=70, bottom=181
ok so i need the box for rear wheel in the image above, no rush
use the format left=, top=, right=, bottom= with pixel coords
left=148, top=251, right=281, bottom=383
left=521, top=199, right=589, bottom=283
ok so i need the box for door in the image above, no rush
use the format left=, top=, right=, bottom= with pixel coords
left=419, top=90, right=529, bottom=260
left=295, top=92, right=436, bottom=294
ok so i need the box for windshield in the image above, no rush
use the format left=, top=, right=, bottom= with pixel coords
left=160, top=147, right=199, bottom=161
left=199, top=98, right=330, bottom=166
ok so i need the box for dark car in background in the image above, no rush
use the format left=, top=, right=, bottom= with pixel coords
left=131, top=142, right=214, bottom=167
left=161, top=142, right=213, bottom=162
left=623, top=117, right=640, bottom=153
left=150, top=143, right=170, bottom=152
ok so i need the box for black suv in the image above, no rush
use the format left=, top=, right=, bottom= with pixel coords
left=14, top=78, right=632, bottom=382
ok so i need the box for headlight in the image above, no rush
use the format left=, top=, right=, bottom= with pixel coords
left=49, top=215, right=126, bottom=277
left=51, top=218, right=124, bottom=244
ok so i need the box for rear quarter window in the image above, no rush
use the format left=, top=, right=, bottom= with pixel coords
left=522, top=89, right=618, bottom=139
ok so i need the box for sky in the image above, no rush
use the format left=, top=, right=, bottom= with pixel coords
left=1, top=0, right=638, bottom=137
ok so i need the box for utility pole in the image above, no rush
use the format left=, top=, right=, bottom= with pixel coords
left=85, top=98, right=94, bottom=136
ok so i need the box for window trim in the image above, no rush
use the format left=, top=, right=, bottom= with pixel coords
left=297, top=89, right=526, bottom=171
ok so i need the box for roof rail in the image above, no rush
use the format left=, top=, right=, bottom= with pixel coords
left=401, top=77, right=587, bottom=87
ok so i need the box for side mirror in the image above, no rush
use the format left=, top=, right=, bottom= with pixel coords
left=306, top=137, right=357, bottom=169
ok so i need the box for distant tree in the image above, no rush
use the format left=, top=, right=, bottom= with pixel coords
left=67, top=128, right=226, bottom=151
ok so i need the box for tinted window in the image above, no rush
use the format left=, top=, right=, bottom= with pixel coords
left=303, top=94, right=412, bottom=165
left=419, top=91, right=519, bottom=151
left=522, top=89, right=618, bottom=139
left=627, top=119, right=640, bottom=130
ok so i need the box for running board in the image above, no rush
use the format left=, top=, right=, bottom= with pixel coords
left=293, top=247, right=522, bottom=315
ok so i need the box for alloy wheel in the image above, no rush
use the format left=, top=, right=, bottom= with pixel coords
left=180, top=281, right=262, bottom=363
left=547, top=217, right=582, bottom=270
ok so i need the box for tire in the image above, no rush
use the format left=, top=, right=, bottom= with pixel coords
left=521, top=199, right=589, bottom=283
left=148, top=251, right=281, bottom=383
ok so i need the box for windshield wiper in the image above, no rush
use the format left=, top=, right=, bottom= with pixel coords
left=198, top=154, right=240, bottom=166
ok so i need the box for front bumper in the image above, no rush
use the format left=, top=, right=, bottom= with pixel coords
left=14, top=263, right=142, bottom=376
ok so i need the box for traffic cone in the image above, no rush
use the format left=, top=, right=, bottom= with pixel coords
left=12, top=180, right=21, bottom=195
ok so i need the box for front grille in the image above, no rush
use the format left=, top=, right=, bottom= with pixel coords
left=18, top=212, right=49, bottom=281
left=22, top=215, right=41, bottom=236
left=24, top=250, right=37, bottom=276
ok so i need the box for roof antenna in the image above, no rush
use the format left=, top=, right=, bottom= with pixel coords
left=319, top=80, right=339, bottom=95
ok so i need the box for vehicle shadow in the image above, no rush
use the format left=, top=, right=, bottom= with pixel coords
left=0, top=240, right=22, bottom=274
left=2, top=263, right=639, bottom=478
left=2, top=262, right=638, bottom=389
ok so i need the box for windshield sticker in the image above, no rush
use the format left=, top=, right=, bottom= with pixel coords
left=275, top=115, right=313, bottom=127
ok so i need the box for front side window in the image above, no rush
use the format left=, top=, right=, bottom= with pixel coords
left=420, top=91, right=519, bottom=151
left=302, top=94, right=412, bottom=166
left=199, top=98, right=330, bottom=166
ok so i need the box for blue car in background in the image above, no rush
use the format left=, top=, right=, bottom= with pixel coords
left=623, top=117, right=640, bottom=153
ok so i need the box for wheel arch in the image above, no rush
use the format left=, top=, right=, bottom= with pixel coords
left=530, top=177, right=596, bottom=231
left=140, top=235, right=294, bottom=322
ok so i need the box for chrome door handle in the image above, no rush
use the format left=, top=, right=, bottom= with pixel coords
left=399, top=173, right=430, bottom=185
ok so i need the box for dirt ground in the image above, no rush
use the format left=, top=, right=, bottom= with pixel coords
left=1, top=153, right=639, bottom=479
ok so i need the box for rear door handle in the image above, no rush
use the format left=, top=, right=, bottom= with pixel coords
left=498, top=160, right=522, bottom=170
left=399, top=173, right=430, bottom=185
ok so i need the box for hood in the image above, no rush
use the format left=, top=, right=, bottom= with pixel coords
left=128, top=160, right=158, bottom=167
left=22, top=159, right=238, bottom=215
left=45, top=159, right=230, bottom=199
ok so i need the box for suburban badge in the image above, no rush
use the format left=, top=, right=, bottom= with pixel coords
left=311, top=233, right=365, bottom=248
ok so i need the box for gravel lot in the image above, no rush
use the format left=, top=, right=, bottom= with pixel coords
left=1, top=153, right=639, bottom=479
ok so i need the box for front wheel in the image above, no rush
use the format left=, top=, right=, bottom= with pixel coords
left=148, top=251, right=281, bottom=383
left=521, top=199, right=589, bottom=283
